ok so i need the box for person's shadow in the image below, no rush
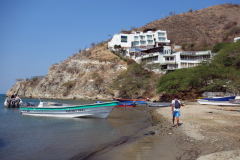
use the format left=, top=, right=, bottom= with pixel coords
left=178, top=123, right=183, bottom=126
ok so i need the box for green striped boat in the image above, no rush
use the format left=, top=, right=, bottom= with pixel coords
left=20, top=101, right=118, bottom=118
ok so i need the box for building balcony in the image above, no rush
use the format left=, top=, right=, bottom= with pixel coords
left=165, top=60, right=175, bottom=62
left=180, top=51, right=211, bottom=56
left=141, top=53, right=159, bottom=59
left=180, top=59, right=203, bottom=61
left=160, top=62, right=177, bottom=65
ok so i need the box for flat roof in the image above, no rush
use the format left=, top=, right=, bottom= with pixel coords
left=180, top=53, right=210, bottom=56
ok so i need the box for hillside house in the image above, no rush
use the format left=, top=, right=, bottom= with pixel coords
left=108, top=28, right=171, bottom=58
left=109, top=28, right=214, bottom=73
left=234, top=37, right=240, bottom=43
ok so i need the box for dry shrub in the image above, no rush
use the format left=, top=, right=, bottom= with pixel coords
left=61, top=81, right=76, bottom=96
left=59, top=64, right=67, bottom=71
left=91, top=72, right=104, bottom=88
left=110, top=63, right=117, bottom=69
left=99, top=65, right=105, bottom=70
left=127, top=59, right=135, bottom=65
left=81, top=78, right=88, bottom=86
left=223, top=21, right=237, bottom=30
left=109, top=57, right=119, bottom=63
left=221, top=33, right=229, bottom=42
left=66, top=66, right=80, bottom=74
left=227, top=26, right=240, bottom=35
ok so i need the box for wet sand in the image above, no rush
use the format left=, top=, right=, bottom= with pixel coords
left=88, top=102, right=240, bottom=160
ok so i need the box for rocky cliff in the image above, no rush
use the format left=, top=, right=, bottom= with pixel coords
left=7, top=43, right=127, bottom=100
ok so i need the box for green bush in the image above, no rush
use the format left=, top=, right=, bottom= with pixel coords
left=211, top=42, right=231, bottom=52
left=156, top=41, right=240, bottom=94
left=111, top=62, right=156, bottom=98
left=32, top=77, right=38, bottom=82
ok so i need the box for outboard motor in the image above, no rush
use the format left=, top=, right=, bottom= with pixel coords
left=7, top=98, right=11, bottom=107
left=11, top=99, right=16, bottom=108
left=15, top=99, right=20, bottom=107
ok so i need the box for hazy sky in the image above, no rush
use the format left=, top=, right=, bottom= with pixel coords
left=0, top=0, right=238, bottom=93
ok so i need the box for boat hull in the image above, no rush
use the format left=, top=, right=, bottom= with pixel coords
left=115, top=105, right=134, bottom=107
left=201, top=96, right=235, bottom=101
left=230, top=99, right=240, bottom=104
left=4, top=98, right=22, bottom=108
left=146, top=102, right=171, bottom=107
left=197, top=99, right=240, bottom=106
left=20, top=101, right=118, bottom=118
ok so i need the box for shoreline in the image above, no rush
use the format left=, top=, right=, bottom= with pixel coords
left=87, top=102, right=240, bottom=160
left=69, top=106, right=153, bottom=160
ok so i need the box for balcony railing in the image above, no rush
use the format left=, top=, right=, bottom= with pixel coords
left=181, top=59, right=203, bottom=61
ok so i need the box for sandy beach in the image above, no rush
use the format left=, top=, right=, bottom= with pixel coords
left=88, top=102, right=240, bottom=160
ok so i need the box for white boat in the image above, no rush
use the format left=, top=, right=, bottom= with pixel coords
left=146, top=101, right=171, bottom=107
left=20, top=101, right=118, bottom=118
left=197, top=99, right=240, bottom=106
left=4, top=96, right=23, bottom=108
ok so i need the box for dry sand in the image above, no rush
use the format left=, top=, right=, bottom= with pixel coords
left=88, top=102, right=240, bottom=160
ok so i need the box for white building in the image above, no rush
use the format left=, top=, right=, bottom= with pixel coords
left=108, top=28, right=171, bottom=57
left=234, top=37, right=240, bottom=43
left=140, top=49, right=213, bottom=72
left=109, top=28, right=213, bottom=73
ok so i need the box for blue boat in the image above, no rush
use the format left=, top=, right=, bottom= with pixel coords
left=118, top=102, right=134, bottom=106
left=113, top=98, right=147, bottom=104
left=201, top=96, right=235, bottom=101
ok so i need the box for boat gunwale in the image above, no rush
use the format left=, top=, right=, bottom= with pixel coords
left=20, top=101, right=119, bottom=111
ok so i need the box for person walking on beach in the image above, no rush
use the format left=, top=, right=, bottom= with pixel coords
left=172, top=95, right=181, bottom=127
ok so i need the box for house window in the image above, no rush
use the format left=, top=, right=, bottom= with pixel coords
left=158, top=37, right=166, bottom=41
left=133, top=41, right=139, bottom=46
left=147, top=40, right=153, bottom=44
left=168, top=64, right=178, bottom=69
left=140, top=41, right=146, bottom=45
left=158, top=32, right=165, bottom=36
left=147, top=35, right=152, bottom=39
left=188, top=63, right=195, bottom=67
left=121, top=36, right=127, bottom=42
left=134, top=36, right=138, bottom=41
left=153, top=56, right=158, bottom=61
left=140, top=36, right=145, bottom=40
left=181, top=63, right=188, bottom=68
left=165, top=57, right=174, bottom=61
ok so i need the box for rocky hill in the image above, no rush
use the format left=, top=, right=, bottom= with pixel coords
left=7, top=4, right=240, bottom=100
left=135, top=4, right=240, bottom=50
left=7, top=43, right=127, bottom=100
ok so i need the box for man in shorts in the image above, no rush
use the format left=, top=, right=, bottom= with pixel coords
left=172, top=95, right=181, bottom=127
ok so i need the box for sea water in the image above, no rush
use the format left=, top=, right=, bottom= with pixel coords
left=0, top=94, right=150, bottom=160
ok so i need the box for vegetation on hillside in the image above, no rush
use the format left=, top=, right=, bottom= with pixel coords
left=111, top=62, right=160, bottom=98
left=156, top=41, right=240, bottom=98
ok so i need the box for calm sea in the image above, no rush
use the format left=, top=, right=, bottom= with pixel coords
left=0, top=94, right=151, bottom=160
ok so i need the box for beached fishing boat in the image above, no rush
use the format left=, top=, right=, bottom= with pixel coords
left=197, top=99, right=240, bottom=106
left=116, top=101, right=135, bottom=107
left=230, top=96, right=240, bottom=104
left=20, top=101, right=118, bottom=118
left=201, top=96, right=235, bottom=101
left=113, top=97, right=147, bottom=104
left=230, top=99, right=240, bottom=104
left=146, top=101, right=171, bottom=107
